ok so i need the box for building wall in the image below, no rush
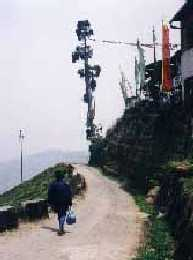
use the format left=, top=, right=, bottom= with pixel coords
left=181, top=11, right=193, bottom=51
left=181, top=48, right=193, bottom=80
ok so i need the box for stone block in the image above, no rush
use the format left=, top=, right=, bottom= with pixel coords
left=21, top=199, right=48, bottom=220
left=0, top=206, right=18, bottom=232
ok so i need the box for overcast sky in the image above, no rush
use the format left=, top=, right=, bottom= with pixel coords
left=0, top=0, right=184, bottom=161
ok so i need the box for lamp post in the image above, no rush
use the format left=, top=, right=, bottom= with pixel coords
left=19, top=129, right=25, bottom=182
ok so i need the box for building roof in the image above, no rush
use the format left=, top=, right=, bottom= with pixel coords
left=171, top=2, right=193, bottom=22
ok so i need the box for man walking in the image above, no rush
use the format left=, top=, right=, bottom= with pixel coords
left=48, top=169, right=72, bottom=235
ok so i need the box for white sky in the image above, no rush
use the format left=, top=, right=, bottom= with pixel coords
left=0, top=0, right=184, bottom=161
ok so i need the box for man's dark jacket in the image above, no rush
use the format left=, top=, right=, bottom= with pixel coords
left=48, top=180, right=72, bottom=211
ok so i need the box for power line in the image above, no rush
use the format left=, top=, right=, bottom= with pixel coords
left=89, top=38, right=180, bottom=50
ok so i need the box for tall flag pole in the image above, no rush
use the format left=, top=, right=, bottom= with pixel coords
left=153, top=26, right=157, bottom=64
left=162, top=21, right=173, bottom=92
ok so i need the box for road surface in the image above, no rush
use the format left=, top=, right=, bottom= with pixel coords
left=0, top=165, right=145, bottom=260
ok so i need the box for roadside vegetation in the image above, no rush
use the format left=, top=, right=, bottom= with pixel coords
left=0, top=163, right=73, bottom=207
left=133, top=194, right=174, bottom=260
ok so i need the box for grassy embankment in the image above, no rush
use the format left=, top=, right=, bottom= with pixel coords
left=0, top=164, right=74, bottom=207
left=133, top=194, right=174, bottom=260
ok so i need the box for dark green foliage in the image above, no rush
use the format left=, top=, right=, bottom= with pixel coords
left=135, top=218, right=174, bottom=260
left=162, top=160, right=193, bottom=174
left=183, top=176, right=193, bottom=194
left=160, top=160, right=193, bottom=195
left=133, top=193, right=154, bottom=216
left=89, top=137, right=105, bottom=166
left=0, top=165, right=69, bottom=207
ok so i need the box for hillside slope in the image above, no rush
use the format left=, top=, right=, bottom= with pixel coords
left=0, top=162, right=84, bottom=207
left=0, top=150, right=88, bottom=194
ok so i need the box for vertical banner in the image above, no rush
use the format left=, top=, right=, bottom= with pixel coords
left=136, top=40, right=146, bottom=94
left=162, top=22, right=173, bottom=92
left=135, top=57, right=140, bottom=95
left=139, top=45, right=146, bottom=92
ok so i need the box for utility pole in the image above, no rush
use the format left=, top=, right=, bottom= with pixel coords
left=19, top=129, right=25, bottom=182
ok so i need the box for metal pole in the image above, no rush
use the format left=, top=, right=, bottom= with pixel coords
left=84, top=37, right=89, bottom=127
left=153, top=26, right=156, bottom=64
left=84, top=37, right=87, bottom=81
left=19, top=129, right=24, bottom=183
left=84, top=36, right=93, bottom=128
left=84, top=37, right=88, bottom=98
left=20, top=138, right=23, bottom=182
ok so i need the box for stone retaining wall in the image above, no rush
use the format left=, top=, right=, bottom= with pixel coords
left=0, top=199, right=47, bottom=232
left=156, top=171, right=193, bottom=260
left=96, top=103, right=193, bottom=191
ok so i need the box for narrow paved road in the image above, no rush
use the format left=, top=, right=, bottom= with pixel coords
left=0, top=165, right=145, bottom=260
